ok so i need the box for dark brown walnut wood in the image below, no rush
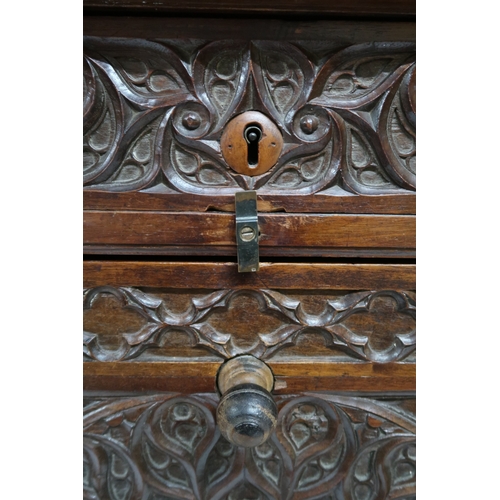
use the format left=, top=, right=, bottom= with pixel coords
left=83, top=0, right=416, bottom=18
left=83, top=262, right=416, bottom=290
left=84, top=285, right=415, bottom=363
left=83, top=392, right=415, bottom=499
left=83, top=212, right=415, bottom=257
left=84, top=38, right=416, bottom=200
left=84, top=190, right=416, bottom=214
left=83, top=11, right=417, bottom=497
left=84, top=361, right=415, bottom=393
left=84, top=17, right=415, bottom=42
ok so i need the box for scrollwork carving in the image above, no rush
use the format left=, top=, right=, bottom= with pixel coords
left=83, top=393, right=416, bottom=499
left=83, top=287, right=416, bottom=363
left=83, top=39, right=416, bottom=195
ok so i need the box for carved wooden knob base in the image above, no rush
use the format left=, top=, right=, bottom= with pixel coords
left=216, top=356, right=277, bottom=448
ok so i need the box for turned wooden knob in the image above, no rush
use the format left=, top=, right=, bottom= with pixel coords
left=216, top=355, right=277, bottom=448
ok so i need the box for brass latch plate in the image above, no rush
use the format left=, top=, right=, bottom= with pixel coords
left=235, top=191, right=259, bottom=273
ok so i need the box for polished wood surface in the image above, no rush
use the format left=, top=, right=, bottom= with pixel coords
left=84, top=212, right=415, bottom=257
left=84, top=190, right=415, bottom=214
left=84, top=361, right=415, bottom=393
left=83, top=261, right=416, bottom=290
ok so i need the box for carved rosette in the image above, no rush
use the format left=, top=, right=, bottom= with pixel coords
left=83, top=394, right=415, bottom=499
left=83, top=39, right=415, bottom=195
left=83, top=287, right=416, bottom=363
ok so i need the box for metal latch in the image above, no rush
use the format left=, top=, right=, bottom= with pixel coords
left=235, top=191, right=259, bottom=272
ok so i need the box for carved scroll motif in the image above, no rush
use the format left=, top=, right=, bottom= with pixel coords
left=83, top=39, right=416, bottom=195
left=83, top=394, right=416, bottom=499
left=83, top=287, right=416, bottom=363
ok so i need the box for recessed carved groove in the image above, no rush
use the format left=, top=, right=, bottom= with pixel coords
left=83, top=393, right=416, bottom=500
left=84, top=39, right=415, bottom=195
left=83, top=287, right=416, bottom=363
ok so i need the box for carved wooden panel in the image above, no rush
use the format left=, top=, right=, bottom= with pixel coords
left=83, top=393, right=415, bottom=499
left=83, top=287, right=416, bottom=363
left=83, top=39, right=416, bottom=196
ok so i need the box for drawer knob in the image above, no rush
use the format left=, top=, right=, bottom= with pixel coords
left=216, top=355, right=277, bottom=448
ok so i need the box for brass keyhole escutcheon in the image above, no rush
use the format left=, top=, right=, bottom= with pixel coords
left=221, top=111, right=283, bottom=176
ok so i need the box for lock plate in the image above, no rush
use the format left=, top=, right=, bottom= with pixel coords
left=235, top=191, right=259, bottom=273
left=221, top=111, right=283, bottom=176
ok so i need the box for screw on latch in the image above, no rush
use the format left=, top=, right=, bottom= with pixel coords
left=244, top=124, right=262, bottom=166
left=239, top=226, right=256, bottom=242
left=235, top=191, right=259, bottom=273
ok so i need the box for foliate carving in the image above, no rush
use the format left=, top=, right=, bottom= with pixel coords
left=83, top=287, right=416, bottom=363
left=83, top=39, right=415, bottom=195
left=83, top=394, right=415, bottom=499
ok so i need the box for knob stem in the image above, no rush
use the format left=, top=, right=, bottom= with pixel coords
left=217, top=355, right=274, bottom=395
left=216, top=356, right=277, bottom=448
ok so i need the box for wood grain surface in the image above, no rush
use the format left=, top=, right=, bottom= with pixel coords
left=83, top=361, right=415, bottom=393
left=83, top=211, right=415, bottom=257
left=84, top=191, right=416, bottom=215
left=83, top=261, right=415, bottom=290
left=84, top=17, right=415, bottom=41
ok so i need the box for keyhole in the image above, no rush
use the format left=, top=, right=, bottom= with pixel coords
left=244, top=124, right=262, bottom=166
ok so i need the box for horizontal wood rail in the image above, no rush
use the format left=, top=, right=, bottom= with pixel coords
left=84, top=211, right=415, bottom=258
left=84, top=261, right=415, bottom=289
left=83, top=361, right=415, bottom=393
left=84, top=191, right=416, bottom=215
left=84, top=17, right=416, bottom=41
left=83, top=1, right=416, bottom=18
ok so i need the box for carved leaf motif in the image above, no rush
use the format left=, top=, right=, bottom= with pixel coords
left=130, top=397, right=218, bottom=499
left=343, top=437, right=415, bottom=500
left=341, top=125, right=398, bottom=194
left=310, top=43, right=415, bottom=109
left=286, top=403, right=329, bottom=452
left=88, top=111, right=168, bottom=192
left=378, top=66, right=417, bottom=189
left=84, top=38, right=192, bottom=108
left=165, top=134, right=239, bottom=193
left=251, top=442, right=282, bottom=487
left=193, top=41, right=250, bottom=133
left=84, top=394, right=416, bottom=500
left=83, top=59, right=124, bottom=185
left=83, top=38, right=416, bottom=195
left=266, top=142, right=336, bottom=194
left=274, top=397, right=357, bottom=499
left=204, top=437, right=237, bottom=485
left=252, top=42, right=313, bottom=128
left=83, top=434, right=144, bottom=500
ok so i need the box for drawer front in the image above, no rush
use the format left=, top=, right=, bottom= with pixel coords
left=83, top=23, right=416, bottom=257
left=83, top=36, right=416, bottom=200
left=84, top=392, right=415, bottom=500
left=84, top=261, right=415, bottom=394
